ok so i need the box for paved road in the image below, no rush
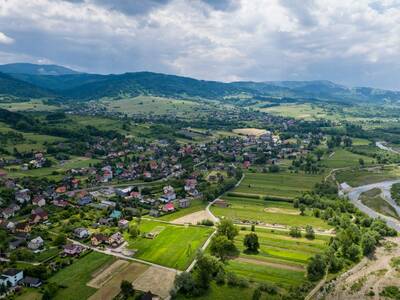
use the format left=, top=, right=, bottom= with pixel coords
left=346, top=180, right=400, bottom=232
left=376, top=141, right=400, bottom=154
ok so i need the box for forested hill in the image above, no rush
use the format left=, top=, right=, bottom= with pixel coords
left=1, top=63, right=400, bottom=103
left=0, top=72, right=54, bottom=98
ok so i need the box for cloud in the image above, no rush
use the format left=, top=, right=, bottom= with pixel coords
left=0, top=32, right=14, bottom=44
left=0, top=0, right=400, bottom=89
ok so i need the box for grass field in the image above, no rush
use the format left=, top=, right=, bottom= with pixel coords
left=48, top=251, right=114, bottom=300
left=211, top=195, right=330, bottom=229
left=176, top=282, right=256, bottom=300
left=360, top=188, right=399, bottom=220
left=0, top=99, right=61, bottom=112
left=2, top=156, right=100, bottom=179
left=336, top=166, right=400, bottom=186
left=234, top=171, right=322, bottom=199
left=125, top=219, right=213, bottom=270
left=261, top=103, right=329, bottom=121
left=322, top=148, right=374, bottom=169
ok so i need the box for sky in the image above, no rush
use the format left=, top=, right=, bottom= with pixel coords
left=0, top=0, right=400, bottom=89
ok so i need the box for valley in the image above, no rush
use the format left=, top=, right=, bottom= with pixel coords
left=0, top=64, right=400, bottom=300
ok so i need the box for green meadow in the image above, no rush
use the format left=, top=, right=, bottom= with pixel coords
left=234, top=171, right=322, bottom=199
left=211, top=195, right=330, bottom=229
left=125, top=219, right=213, bottom=270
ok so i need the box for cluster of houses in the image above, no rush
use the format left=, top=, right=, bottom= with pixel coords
left=0, top=269, right=42, bottom=289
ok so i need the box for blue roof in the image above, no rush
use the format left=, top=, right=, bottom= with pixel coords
left=110, top=210, right=122, bottom=219
left=78, top=197, right=92, bottom=206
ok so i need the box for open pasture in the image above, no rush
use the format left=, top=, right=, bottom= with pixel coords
left=234, top=171, right=322, bottom=199
left=125, top=219, right=213, bottom=270
left=322, top=148, right=374, bottom=169
left=211, top=195, right=330, bottom=229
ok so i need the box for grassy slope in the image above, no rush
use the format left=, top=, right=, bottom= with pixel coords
left=322, top=148, right=374, bottom=169
left=158, top=199, right=208, bottom=222
left=234, top=171, right=322, bottom=199
left=212, top=196, right=330, bottom=229
left=336, top=166, right=400, bottom=186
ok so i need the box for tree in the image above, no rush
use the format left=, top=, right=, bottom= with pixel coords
left=53, top=234, right=67, bottom=247
left=251, top=224, right=255, bottom=232
left=174, top=272, right=197, bottom=295
left=243, top=233, right=259, bottom=252
left=194, top=252, right=222, bottom=289
left=299, top=204, right=306, bottom=216
left=289, top=226, right=302, bottom=238
left=210, top=235, right=236, bottom=261
left=305, top=225, right=315, bottom=240
left=129, top=223, right=140, bottom=239
left=252, top=288, right=262, bottom=300
left=120, top=280, right=134, bottom=298
left=359, top=158, right=365, bottom=167
left=307, top=254, right=326, bottom=281
left=361, top=232, right=377, bottom=255
left=216, top=219, right=238, bottom=240
left=314, top=148, right=324, bottom=161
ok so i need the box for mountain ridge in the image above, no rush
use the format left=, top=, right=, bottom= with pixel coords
left=0, top=63, right=399, bottom=103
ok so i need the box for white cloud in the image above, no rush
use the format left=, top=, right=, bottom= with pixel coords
left=0, top=32, right=13, bottom=44
left=0, top=0, right=400, bottom=88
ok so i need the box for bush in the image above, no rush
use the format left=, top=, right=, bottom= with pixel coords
left=289, top=226, right=302, bottom=238
left=226, top=272, right=239, bottom=286
left=258, top=282, right=278, bottom=294
left=197, top=219, right=214, bottom=226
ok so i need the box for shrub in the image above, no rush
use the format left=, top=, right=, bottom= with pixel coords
left=258, top=282, right=278, bottom=294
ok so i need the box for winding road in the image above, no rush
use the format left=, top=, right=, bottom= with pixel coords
left=346, top=180, right=400, bottom=232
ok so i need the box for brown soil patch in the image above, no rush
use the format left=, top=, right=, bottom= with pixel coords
left=171, top=210, right=213, bottom=225
left=133, top=266, right=177, bottom=299
left=322, top=236, right=400, bottom=300
left=88, top=262, right=149, bottom=300
left=235, top=257, right=304, bottom=272
left=263, top=207, right=299, bottom=215
left=87, top=259, right=129, bottom=288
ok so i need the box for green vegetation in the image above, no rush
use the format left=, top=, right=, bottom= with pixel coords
left=158, top=200, right=207, bottom=221
left=360, top=188, right=399, bottom=220
left=391, top=183, right=400, bottom=205
left=336, top=166, right=400, bottom=186
left=322, top=148, right=373, bottom=169
left=211, top=195, right=330, bottom=229
left=48, top=251, right=114, bottom=300
left=125, top=219, right=213, bottom=270
left=234, top=171, right=322, bottom=199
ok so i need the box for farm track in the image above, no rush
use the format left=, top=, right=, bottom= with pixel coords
left=235, top=257, right=304, bottom=272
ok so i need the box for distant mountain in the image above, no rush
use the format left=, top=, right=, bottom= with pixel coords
left=0, top=63, right=80, bottom=76
left=0, top=63, right=400, bottom=103
left=0, top=72, right=53, bottom=99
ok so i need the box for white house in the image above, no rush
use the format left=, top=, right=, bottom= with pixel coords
left=28, top=237, right=44, bottom=250
left=0, top=269, right=23, bottom=287
left=74, top=228, right=90, bottom=239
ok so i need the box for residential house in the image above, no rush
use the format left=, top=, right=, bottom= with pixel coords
left=178, top=198, right=191, bottom=208
left=108, top=232, right=124, bottom=247
left=63, top=244, right=84, bottom=256
left=55, top=186, right=67, bottom=194
left=98, top=217, right=113, bottom=226
left=118, top=219, right=129, bottom=229
left=91, top=233, right=108, bottom=246
left=110, top=210, right=122, bottom=219
left=28, top=236, right=44, bottom=250
left=149, top=209, right=160, bottom=217
left=15, top=222, right=31, bottom=233
left=1, top=207, right=15, bottom=219
left=77, top=196, right=92, bottom=206
left=74, top=227, right=90, bottom=239
left=15, top=189, right=30, bottom=204
left=30, top=208, right=48, bottom=224
left=0, top=269, right=23, bottom=287
left=8, top=239, right=25, bottom=250
left=20, top=276, right=42, bottom=288
left=32, top=196, right=46, bottom=207
left=159, top=186, right=176, bottom=203
left=162, top=202, right=175, bottom=213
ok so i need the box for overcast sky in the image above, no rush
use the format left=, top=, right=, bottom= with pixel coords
left=0, top=0, right=400, bottom=89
